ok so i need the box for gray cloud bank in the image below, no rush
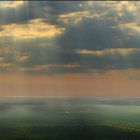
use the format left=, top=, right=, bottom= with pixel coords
left=0, top=1, right=140, bottom=74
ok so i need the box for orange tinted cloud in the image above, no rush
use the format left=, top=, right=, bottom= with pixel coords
left=76, top=48, right=140, bottom=56
left=0, top=19, right=65, bottom=40
left=0, top=1, right=24, bottom=9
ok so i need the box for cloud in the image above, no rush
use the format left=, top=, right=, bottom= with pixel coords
left=0, top=62, right=12, bottom=68
left=18, top=64, right=80, bottom=72
left=58, top=11, right=102, bottom=25
left=58, top=17, right=126, bottom=51
left=0, top=1, right=140, bottom=74
left=0, top=19, right=65, bottom=40
left=116, top=22, right=140, bottom=34
left=76, top=48, right=140, bottom=56
left=0, top=1, right=85, bottom=25
left=17, top=54, right=29, bottom=62
left=0, top=1, right=24, bottom=9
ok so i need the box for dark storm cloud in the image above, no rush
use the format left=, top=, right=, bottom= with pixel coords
left=58, top=18, right=123, bottom=50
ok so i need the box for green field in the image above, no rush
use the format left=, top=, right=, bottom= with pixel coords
left=0, top=97, right=140, bottom=140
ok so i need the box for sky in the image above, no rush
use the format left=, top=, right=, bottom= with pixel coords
left=0, top=1, right=140, bottom=97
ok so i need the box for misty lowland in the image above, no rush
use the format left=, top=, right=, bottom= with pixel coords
left=0, top=97, right=140, bottom=140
